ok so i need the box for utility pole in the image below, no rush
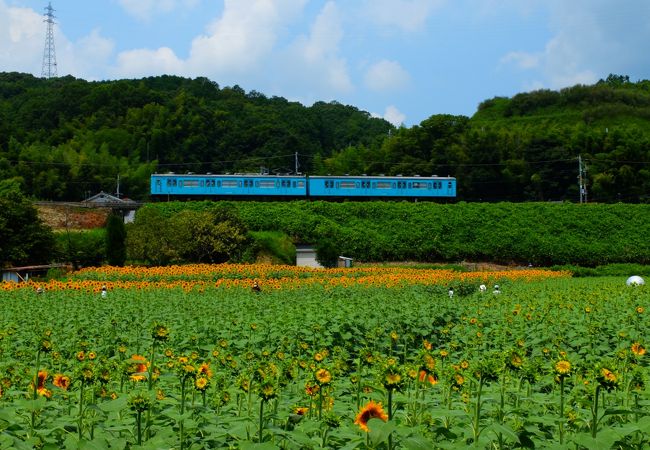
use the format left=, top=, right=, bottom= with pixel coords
left=578, top=155, right=588, bottom=203
left=295, top=152, right=299, bottom=174
left=41, top=2, right=58, bottom=78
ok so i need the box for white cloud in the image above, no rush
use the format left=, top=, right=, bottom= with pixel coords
left=117, top=0, right=199, bottom=21
left=362, top=0, right=446, bottom=32
left=282, top=1, right=353, bottom=96
left=60, top=29, right=115, bottom=80
left=500, top=51, right=540, bottom=70
left=112, top=47, right=182, bottom=78
left=502, top=0, right=650, bottom=91
left=0, top=1, right=115, bottom=79
left=383, top=105, right=406, bottom=126
left=364, top=60, right=410, bottom=92
left=0, top=1, right=44, bottom=74
left=186, top=0, right=307, bottom=75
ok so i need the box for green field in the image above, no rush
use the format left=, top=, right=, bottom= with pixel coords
left=0, top=274, right=648, bottom=449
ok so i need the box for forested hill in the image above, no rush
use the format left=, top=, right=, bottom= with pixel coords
left=2, top=72, right=650, bottom=202
left=0, top=72, right=391, bottom=200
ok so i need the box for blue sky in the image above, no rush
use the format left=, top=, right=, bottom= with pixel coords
left=1, top=0, right=649, bottom=126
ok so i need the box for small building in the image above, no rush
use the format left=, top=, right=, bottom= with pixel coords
left=296, top=245, right=323, bottom=268
left=1, top=264, right=70, bottom=283
left=83, top=191, right=137, bottom=223
left=337, top=256, right=353, bottom=268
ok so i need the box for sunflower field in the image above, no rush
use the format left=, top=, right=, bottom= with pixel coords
left=0, top=264, right=648, bottom=449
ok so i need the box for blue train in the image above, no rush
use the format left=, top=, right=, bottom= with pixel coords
left=150, top=173, right=456, bottom=200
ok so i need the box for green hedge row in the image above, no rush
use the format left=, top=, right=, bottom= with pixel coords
left=143, top=201, right=650, bottom=266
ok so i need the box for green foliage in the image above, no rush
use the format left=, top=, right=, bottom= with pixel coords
left=4, top=72, right=650, bottom=203
left=314, top=237, right=340, bottom=268
left=550, top=263, right=650, bottom=277
left=0, top=183, right=55, bottom=267
left=105, top=214, right=126, bottom=266
left=127, top=204, right=248, bottom=265
left=0, top=72, right=392, bottom=201
left=146, top=201, right=650, bottom=267
left=245, top=231, right=296, bottom=265
left=54, top=229, right=106, bottom=268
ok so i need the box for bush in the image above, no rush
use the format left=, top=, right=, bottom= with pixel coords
left=105, top=214, right=126, bottom=266
left=244, top=231, right=296, bottom=265
left=55, top=229, right=106, bottom=268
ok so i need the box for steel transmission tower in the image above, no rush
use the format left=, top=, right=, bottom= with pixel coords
left=41, top=2, right=58, bottom=78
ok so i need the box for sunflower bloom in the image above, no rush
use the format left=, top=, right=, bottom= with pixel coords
left=419, top=370, right=438, bottom=385
left=195, top=376, right=209, bottom=391
left=293, top=406, right=309, bottom=416
left=354, top=400, right=389, bottom=432
left=53, top=374, right=71, bottom=390
left=35, top=370, right=52, bottom=398
left=631, top=342, right=646, bottom=356
left=129, top=355, right=149, bottom=382
left=315, top=368, right=332, bottom=385
left=555, top=360, right=571, bottom=376
left=198, top=362, right=213, bottom=379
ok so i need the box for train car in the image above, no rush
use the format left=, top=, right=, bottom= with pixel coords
left=151, top=173, right=307, bottom=199
left=308, top=175, right=456, bottom=199
left=150, top=173, right=456, bottom=200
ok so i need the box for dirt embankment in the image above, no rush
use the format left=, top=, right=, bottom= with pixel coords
left=37, top=204, right=110, bottom=230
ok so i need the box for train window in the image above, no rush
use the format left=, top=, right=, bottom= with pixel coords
left=156, top=180, right=161, bottom=186
left=392, top=183, right=396, bottom=188
left=217, top=181, right=221, bottom=188
left=167, top=180, right=172, bottom=186
left=292, top=181, right=296, bottom=188
left=356, top=182, right=360, bottom=188
left=428, top=183, right=432, bottom=189
left=412, top=182, right=428, bottom=189
left=376, top=182, right=391, bottom=189
left=255, top=181, right=259, bottom=187
left=200, top=181, right=204, bottom=187
left=238, top=181, right=242, bottom=188
left=222, top=180, right=237, bottom=188
left=340, top=181, right=356, bottom=189
left=408, top=183, right=412, bottom=189
left=448, top=181, right=453, bottom=188
left=259, top=180, right=275, bottom=188
left=298, top=181, right=305, bottom=188
left=183, top=180, right=199, bottom=187
left=172, top=179, right=177, bottom=186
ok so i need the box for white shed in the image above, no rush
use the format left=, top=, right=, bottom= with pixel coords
left=296, top=245, right=323, bottom=268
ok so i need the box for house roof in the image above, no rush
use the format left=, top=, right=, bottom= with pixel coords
left=84, top=191, right=135, bottom=204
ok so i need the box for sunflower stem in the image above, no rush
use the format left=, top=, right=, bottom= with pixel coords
left=30, top=350, right=41, bottom=435
left=559, top=376, right=565, bottom=444
left=591, top=385, right=601, bottom=438
left=259, top=399, right=265, bottom=443
left=137, top=410, right=142, bottom=446
left=318, top=389, right=323, bottom=420
left=388, top=389, right=394, bottom=450
left=473, top=376, right=484, bottom=446
left=78, top=380, right=85, bottom=440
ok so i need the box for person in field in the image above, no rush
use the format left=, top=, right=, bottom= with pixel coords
left=252, top=281, right=261, bottom=293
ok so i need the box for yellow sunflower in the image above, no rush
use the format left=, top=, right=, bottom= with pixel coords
left=354, top=400, right=388, bottom=432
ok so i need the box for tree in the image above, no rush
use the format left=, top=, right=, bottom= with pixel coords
left=105, top=213, right=127, bottom=266
left=170, top=208, right=249, bottom=263
left=0, top=179, right=55, bottom=267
